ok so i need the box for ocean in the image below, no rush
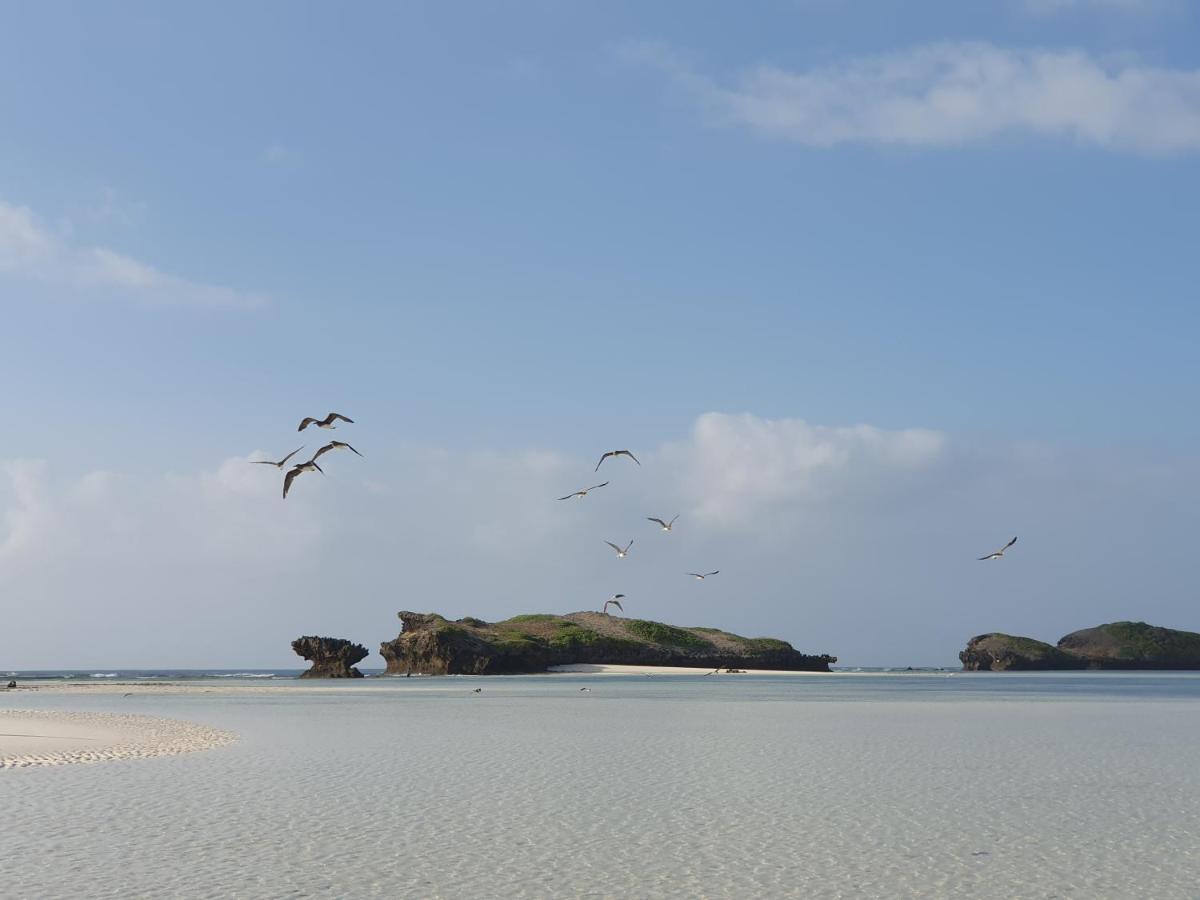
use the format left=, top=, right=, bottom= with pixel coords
left=3, top=671, right=1199, bottom=898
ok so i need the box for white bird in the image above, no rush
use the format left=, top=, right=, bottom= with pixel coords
left=688, top=571, right=720, bottom=580
left=311, top=440, right=362, bottom=461
left=297, top=412, right=354, bottom=432
left=282, top=460, right=323, bottom=499
left=604, top=539, right=634, bottom=559
left=579, top=687, right=591, bottom=692
left=595, top=449, right=640, bottom=472
left=978, top=536, right=1018, bottom=561
left=249, top=446, right=305, bottom=470
left=647, top=515, right=679, bottom=532
left=557, top=482, right=608, bottom=500
left=603, top=595, right=625, bottom=614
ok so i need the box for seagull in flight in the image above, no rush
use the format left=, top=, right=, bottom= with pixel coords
left=603, top=595, right=625, bottom=614
left=249, top=446, right=305, bottom=470
left=297, top=412, right=354, bottom=432
left=557, top=482, right=608, bottom=500
left=978, top=536, right=1018, bottom=561
left=688, top=571, right=720, bottom=580
left=647, top=515, right=679, bottom=532
left=311, top=441, right=363, bottom=461
left=604, top=540, right=634, bottom=559
left=595, top=450, right=640, bottom=472
left=282, top=460, right=323, bottom=499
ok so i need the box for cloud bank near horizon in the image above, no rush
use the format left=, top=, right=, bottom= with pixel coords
left=2, top=413, right=1196, bottom=668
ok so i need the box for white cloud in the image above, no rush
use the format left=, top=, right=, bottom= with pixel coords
left=0, top=198, right=266, bottom=309
left=662, top=413, right=946, bottom=526
left=625, top=40, right=1200, bottom=154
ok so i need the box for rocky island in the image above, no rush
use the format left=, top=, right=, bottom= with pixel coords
left=291, top=636, right=369, bottom=678
left=379, top=611, right=836, bottom=675
left=960, top=621, right=1200, bottom=671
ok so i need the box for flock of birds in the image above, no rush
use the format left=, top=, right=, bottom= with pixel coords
left=251, top=426, right=1018, bottom=620
left=250, top=412, right=362, bottom=498
left=554, top=447, right=727, bottom=616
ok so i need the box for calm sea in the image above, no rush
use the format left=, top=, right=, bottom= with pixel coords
left=4, top=671, right=1199, bottom=898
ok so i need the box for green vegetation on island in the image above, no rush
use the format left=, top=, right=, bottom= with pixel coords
left=378, top=611, right=836, bottom=675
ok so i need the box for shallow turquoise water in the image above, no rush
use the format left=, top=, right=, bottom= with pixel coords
left=4, top=672, right=1199, bottom=898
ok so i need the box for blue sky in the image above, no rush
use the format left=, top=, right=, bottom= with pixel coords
left=2, top=1, right=1199, bottom=667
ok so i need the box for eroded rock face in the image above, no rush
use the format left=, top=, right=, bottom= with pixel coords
left=291, top=636, right=368, bottom=678
left=1057, top=622, right=1200, bottom=670
left=959, top=633, right=1084, bottom=671
left=960, top=622, right=1200, bottom=671
left=378, top=610, right=837, bottom=675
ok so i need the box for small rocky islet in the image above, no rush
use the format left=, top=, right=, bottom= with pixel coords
left=960, top=621, right=1200, bottom=671
left=293, top=611, right=836, bottom=676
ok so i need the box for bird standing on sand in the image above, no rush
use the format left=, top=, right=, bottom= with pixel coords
left=249, top=446, right=305, bottom=470
left=282, top=460, right=323, bottom=499
left=604, top=540, right=634, bottom=559
left=647, top=515, right=679, bottom=532
left=595, top=450, right=640, bottom=472
left=688, top=571, right=720, bottom=580
left=297, top=412, right=354, bottom=432
left=557, top=482, right=608, bottom=500
left=978, top=537, right=1018, bottom=561
left=472, top=687, right=482, bottom=693
left=603, top=595, right=625, bottom=615
left=311, top=440, right=363, bottom=461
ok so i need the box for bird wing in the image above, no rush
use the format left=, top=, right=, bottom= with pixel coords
left=619, top=450, right=641, bottom=465
left=283, top=468, right=299, bottom=498
left=587, top=482, right=609, bottom=492
left=977, top=554, right=995, bottom=560
left=249, top=460, right=278, bottom=466
left=297, top=417, right=318, bottom=432
left=707, top=571, right=720, bottom=576
left=341, top=442, right=363, bottom=456
left=605, top=541, right=621, bottom=553
left=687, top=573, right=702, bottom=578
left=311, top=443, right=335, bottom=461
left=594, top=451, right=614, bottom=472
left=668, top=515, right=679, bottom=526
left=623, top=540, right=634, bottom=552
left=326, top=412, right=354, bottom=424
left=610, top=599, right=623, bottom=611
left=279, top=446, right=305, bottom=466
left=1005, top=536, right=1018, bottom=550
left=556, top=492, right=578, bottom=501
left=647, top=517, right=667, bottom=527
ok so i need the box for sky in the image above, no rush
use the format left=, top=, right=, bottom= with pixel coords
left=2, top=1, right=1199, bottom=668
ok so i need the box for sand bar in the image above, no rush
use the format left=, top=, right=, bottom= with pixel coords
left=0, top=709, right=236, bottom=769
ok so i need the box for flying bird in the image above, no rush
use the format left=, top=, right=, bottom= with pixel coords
left=472, top=688, right=482, bottom=693
left=595, top=450, right=640, bottom=472
left=297, top=412, right=354, bottom=432
left=688, top=571, right=720, bottom=580
left=647, top=515, right=679, bottom=532
left=978, top=536, right=1018, bottom=561
left=282, top=460, right=323, bottom=499
left=604, top=540, right=634, bottom=559
left=603, top=595, right=625, bottom=615
left=249, top=446, right=305, bottom=470
left=557, top=482, right=608, bottom=500
left=311, top=441, right=363, bottom=461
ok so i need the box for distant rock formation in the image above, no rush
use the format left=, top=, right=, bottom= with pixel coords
left=379, top=611, right=836, bottom=675
left=959, top=633, right=1084, bottom=671
left=291, top=636, right=368, bottom=678
left=960, top=622, right=1200, bottom=671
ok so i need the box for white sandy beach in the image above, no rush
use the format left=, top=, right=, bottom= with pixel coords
left=548, top=663, right=843, bottom=676
left=0, top=709, right=236, bottom=768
